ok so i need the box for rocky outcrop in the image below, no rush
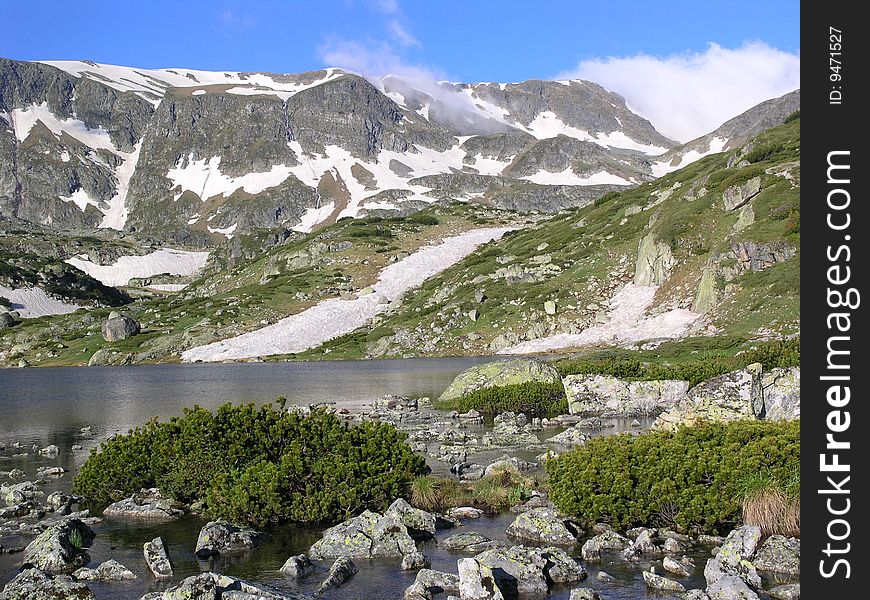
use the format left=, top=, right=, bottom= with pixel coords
left=438, top=359, right=562, bottom=403
left=102, top=488, right=183, bottom=520
left=759, top=368, right=800, bottom=420
left=0, top=568, right=95, bottom=600
left=564, top=374, right=688, bottom=416
left=469, top=545, right=587, bottom=599
left=723, top=177, right=763, bottom=211
left=22, top=518, right=95, bottom=574
left=194, top=519, right=266, bottom=558
left=655, top=364, right=762, bottom=429
left=703, top=526, right=763, bottom=591
left=634, top=230, right=675, bottom=286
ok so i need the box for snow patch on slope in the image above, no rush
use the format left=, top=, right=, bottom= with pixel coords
left=10, top=102, right=116, bottom=151
left=502, top=284, right=699, bottom=354
left=182, top=227, right=512, bottom=362
left=167, top=154, right=293, bottom=201
left=521, top=169, right=632, bottom=186
left=651, top=137, right=728, bottom=177
left=66, top=249, right=210, bottom=287
left=521, top=111, right=668, bottom=155
left=0, top=285, right=82, bottom=318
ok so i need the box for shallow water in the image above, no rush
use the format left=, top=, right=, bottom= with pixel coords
left=1, top=358, right=711, bottom=599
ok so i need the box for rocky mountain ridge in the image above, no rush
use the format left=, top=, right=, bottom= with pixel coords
left=2, top=57, right=795, bottom=247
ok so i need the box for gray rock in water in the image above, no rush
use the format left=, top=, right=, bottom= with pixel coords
left=473, top=545, right=549, bottom=598
left=73, top=559, right=137, bottom=581
left=0, top=567, right=95, bottom=600
left=706, top=575, right=760, bottom=600
left=22, top=518, right=95, bottom=574
left=663, top=555, right=693, bottom=577
left=144, top=536, right=173, bottom=579
left=752, top=535, right=799, bottom=576
left=386, top=498, right=438, bottom=537
left=103, top=488, right=183, bottom=521
left=101, top=315, right=141, bottom=342
left=401, top=549, right=430, bottom=571
left=569, top=588, right=600, bottom=600
left=448, top=506, right=484, bottom=520
left=767, top=583, right=800, bottom=599
left=506, top=507, right=579, bottom=546
left=580, top=530, right=631, bottom=561
left=141, top=572, right=308, bottom=599
left=642, top=568, right=686, bottom=592
left=194, top=519, right=266, bottom=558
left=703, top=525, right=762, bottom=589
left=437, top=359, right=561, bottom=403
left=541, top=546, right=587, bottom=583
left=318, top=556, right=358, bottom=593
left=281, top=554, right=315, bottom=580
left=404, top=569, right=460, bottom=600
left=308, top=509, right=420, bottom=564
left=441, top=532, right=501, bottom=554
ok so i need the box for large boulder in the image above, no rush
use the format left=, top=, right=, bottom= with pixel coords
left=101, top=314, right=140, bottom=342
left=404, top=569, right=460, bottom=599
left=194, top=519, right=266, bottom=558
left=506, top=507, right=579, bottom=546
left=139, top=572, right=309, bottom=599
left=722, top=176, right=762, bottom=211
left=386, top=498, right=437, bottom=537
left=437, top=359, right=561, bottom=403
left=281, top=554, right=315, bottom=580
left=759, top=368, right=800, bottom=420
left=22, top=519, right=95, bottom=574
left=0, top=568, right=95, bottom=600
left=752, top=535, right=799, bottom=576
left=564, top=375, right=688, bottom=416
left=634, top=231, right=676, bottom=286
left=144, top=537, right=173, bottom=579
left=472, top=545, right=583, bottom=599
left=655, top=365, right=762, bottom=430
left=308, top=509, right=420, bottom=563
left=103, top=488, right=183, bottom=521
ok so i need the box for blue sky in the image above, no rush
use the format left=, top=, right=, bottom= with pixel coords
left=0, top=0, right=800, bottom=140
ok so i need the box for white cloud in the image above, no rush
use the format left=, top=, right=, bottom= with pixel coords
left=388, top=19, right=420, bottom=47
left=558, top=42, right=800, bottom=142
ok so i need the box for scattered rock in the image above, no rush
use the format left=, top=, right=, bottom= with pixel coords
left=642, top=568, right=686, bottom=593
left=73, top=559, right=137, bottom=581
left=281, top=554, right=315, bottom=580
left=569, top=588, right=600, bottom=600
left=144, top=537, right=173, bottom=579
left=405, top=569, right=460, bottom=599
left=441, top=532, right=501, bottom=553
left=458, top=557, right=505, bottom=600
left=706, top=575, right=760, bottom=600
left=318, top=557, right=357, bottom=593
left=308, top=509, right=418, bottom=562
left=580, top=530, right=631, bottom=561
left=140, top=572, right=305, bottom=599
left=386, top=498, right=438, bottom=537
left=448, top=506, right=484, bottom=520
left=401, top=550, right=430, bottom=571
left=722, top=176, right=762, bottom=211
left=474, top=545, right=549, bottom=598
left=767, top=583, right=800, bottom=599
left=663, top=555, right=694, bottom=577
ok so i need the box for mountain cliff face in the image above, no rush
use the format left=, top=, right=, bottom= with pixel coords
left=1, top=57, right=690, bottom=244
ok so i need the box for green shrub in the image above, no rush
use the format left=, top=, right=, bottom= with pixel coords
left=73, top=403, right=426, bottom=526
left=783, top=110, right=800, bottom=124
left=547, top=420, right=800, bottom=533
left=434, top=381, right=567, bottom=417
left=406, top=213, right=439, bottom=226
left=744, top=142, right=785, bottom=164
left=557, top=338, right=799, bottom=386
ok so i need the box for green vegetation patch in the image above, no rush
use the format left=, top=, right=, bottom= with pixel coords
left=547, top=420, right=800, bottom=533
left=433, top=381, right=568, bottom=417
left=73, top=403, right=426, bottom=527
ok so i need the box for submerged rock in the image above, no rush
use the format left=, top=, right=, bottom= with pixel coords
left=642, top=568, right=686, bottom=593
left=441, top=532, right=502, bottom=553
left=22, top=518, right=95, bottom=574
left=140, top=572, right=308, bottom=599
